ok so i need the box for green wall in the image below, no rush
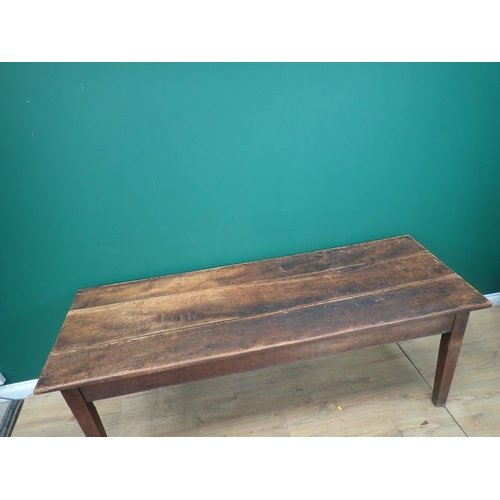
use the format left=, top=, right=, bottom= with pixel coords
left=1, top=63, right=499, bottom=384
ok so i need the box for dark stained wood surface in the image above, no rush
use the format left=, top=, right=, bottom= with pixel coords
left=70, top=235, right=429, bottom=310
left=80, top=314, right=457, bottom=402
left=34, top=235, right=491, bottom=397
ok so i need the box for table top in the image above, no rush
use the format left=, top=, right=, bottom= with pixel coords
left=35, top=235, right=491, bottom=395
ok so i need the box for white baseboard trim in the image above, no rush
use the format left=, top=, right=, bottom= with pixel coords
left=0, top=379, right=38, bottom=400
left=485, top=292, right=500, bottom=307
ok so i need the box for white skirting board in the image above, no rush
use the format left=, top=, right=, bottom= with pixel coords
left=0, top=379, right=38, bottom=401
left=486, top=292, right=500, bottom=307
left=0, top=292, right=498, bottom=400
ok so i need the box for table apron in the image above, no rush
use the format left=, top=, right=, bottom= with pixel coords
left=80, top=312, right=456, bottom=402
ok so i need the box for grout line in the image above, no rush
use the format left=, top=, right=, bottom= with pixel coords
left=396, top=342, right=469, bottom=437
left=442, top=404, right=469, bottom=437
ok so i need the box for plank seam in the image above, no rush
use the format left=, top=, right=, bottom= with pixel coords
left=50, top=274, right=466, bottom=356
left=71, top=238, right=425, bottom=309
left=70, top=250, right=438, bottom=313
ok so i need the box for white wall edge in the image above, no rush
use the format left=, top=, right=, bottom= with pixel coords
left=0, top=379, right=38, bottom=400
left=485, top=292, right=500, bottom=307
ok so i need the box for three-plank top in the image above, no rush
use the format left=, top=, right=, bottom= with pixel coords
left=35, top=235, right=490, bottom=405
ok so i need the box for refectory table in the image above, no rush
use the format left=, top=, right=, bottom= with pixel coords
left=34, top=235, right=491, bottom=436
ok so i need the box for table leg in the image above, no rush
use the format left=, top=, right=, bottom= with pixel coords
left=61, top=388, right=107, bottom=437
left=432, top=311, right=470, bottom=407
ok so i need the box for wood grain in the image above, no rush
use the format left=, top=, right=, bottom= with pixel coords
left=70, top=235, right=427, bottom=310
left=54, top=251, right=453, bottom=352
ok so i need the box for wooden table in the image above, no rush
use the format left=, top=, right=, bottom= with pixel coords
left=34, top=235, right=491, bottom=436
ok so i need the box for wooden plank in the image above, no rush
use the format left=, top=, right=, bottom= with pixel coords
left=36, top=276, right=488, bottom=394
left=80, top=314, right=456, bottom=401
left=53, top=251, right=453, bottom=352
left=71, top=235, right=425, bottom=310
